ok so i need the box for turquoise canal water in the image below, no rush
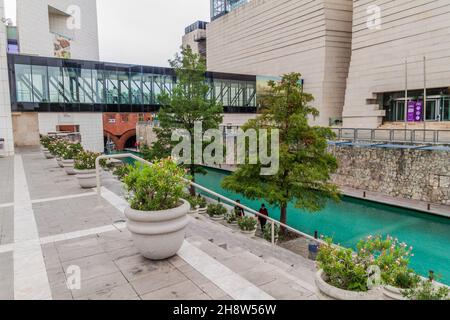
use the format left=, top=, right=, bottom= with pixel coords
left=195, top=167, right=450, bottom=285
left=117, top=154, right=450, bottom=284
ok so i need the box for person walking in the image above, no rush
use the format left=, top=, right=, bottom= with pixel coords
left=258, top=204, right=269, bottom=231
left=234, top=200, right=245, bottom=218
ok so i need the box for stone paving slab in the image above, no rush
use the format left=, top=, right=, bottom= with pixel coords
left=0, top=156, right=13, bottom=205
left=33, top=196, right=123, bottom=237
left=21, top=153, right=93, bottom=201
left=0, top=207, right=13, bottom=245
left=0, top=251, right=14, bottom=300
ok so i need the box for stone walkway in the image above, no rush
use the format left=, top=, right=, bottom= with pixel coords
left=0, top=148, right=318, bottom=300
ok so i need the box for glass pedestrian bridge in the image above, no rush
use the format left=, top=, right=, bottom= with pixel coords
left=7, top=54, right=257, bottom=114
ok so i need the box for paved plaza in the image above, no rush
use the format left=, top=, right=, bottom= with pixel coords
left=0, top=148, right=318, bottom=300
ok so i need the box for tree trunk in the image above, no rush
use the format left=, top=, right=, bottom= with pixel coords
left=189, top=164, right=196, bottom=196
left=280, top=205, right=287, bottom=234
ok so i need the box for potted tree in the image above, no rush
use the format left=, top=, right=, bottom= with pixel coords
left=207, top=203, right=227, bottom=221
left=237, top=216, right=258, bottom=237
left=315, top=239, right=382, bottom=300
left=123, top=158, right=190, bottom=260
left=61, top=143, right=83, bottom=175
left=74, top=150, right=100, bottom=189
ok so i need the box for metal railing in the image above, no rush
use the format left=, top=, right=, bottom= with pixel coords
left=95, top=153, right=326, bottom=247
left=332, top=128, right=450, bottom=144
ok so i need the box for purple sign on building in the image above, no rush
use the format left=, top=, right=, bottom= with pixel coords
left=407, top=101, right=423, bottom=122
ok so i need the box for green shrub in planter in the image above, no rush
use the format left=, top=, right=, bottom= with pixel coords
left=60, top=142, right=83, bottom=160
left=124, top=159, right=189, bottom=211
left=356, top=235, right=416, bottom=289
left=226, top=210, right=238, bottom=224
left=207, top=203, right=227, bottom=218
left=48, top=139, right=67, bottom=157
left=317, top=239, right=369, bottom=292
left=237, top=216, right=257, bottom=232
left=40, top=135, right=56, bottom=148
left=403, top=278, right=449, bottom=300
left=113, top=164, right=131, bottom=181
left=263, top=223, right=280, bottom=242
left=196, top=196, right=207, bottom=209
left=74, top=151, right=101, bottom=170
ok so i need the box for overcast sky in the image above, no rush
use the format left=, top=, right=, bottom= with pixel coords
left=3, top=0, right=210, bottom=67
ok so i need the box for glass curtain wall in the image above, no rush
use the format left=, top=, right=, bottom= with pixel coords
left=13, top=63, right=257, bottom=108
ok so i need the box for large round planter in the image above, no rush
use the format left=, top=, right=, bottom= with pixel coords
left=125, top=200, right=190, bottom=260
left=56, top=158, right=64, bottom=168
left=75, top=169, right=97, bottom=189
left=315, top=270, right=382, bottom=300
left=209, top=215, right=224, bottom=221
left=383, top=285, right=407, bottom=300
left=62, top=159, right=76, bottom=175
left=240, top=229, right=256, bottom=237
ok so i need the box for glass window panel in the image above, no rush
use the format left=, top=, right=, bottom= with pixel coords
left=142, top=73, right=153, bottom=104
left=443, top=98, right=450, bottom=121
left=105, top=70, right=119, bottom=104
left=93, top=70, right=105, bottom=104
left=118, top=71, right=130, bottom=104
left=31, top=65, right=48, bottom=102
left=15, top=64, right=33, bottom=102
left=79, top=69, right=94, bottom=104
left=425, top=100, right=437, bottom=121
left=63, top=67, right=80, bottom=103
left=48, top=66, right=64, bottom=103
left=130, top=73, right=142, bottom=104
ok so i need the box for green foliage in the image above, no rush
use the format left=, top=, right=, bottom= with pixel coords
left=40, top=135, right=56, bottom=148
left=48, top=139, right=67, bottom=157
left=185, top=194, right=207, bottom=209
left=207, top=203, right=227, bottom=217
left=123, top=158, right=189, bottom=211
left=403, top=279, right=449, bottom=300
left=59, top=142, right=83, bottom=160
left=394, top=270, right=421, bottom=290
left=237, top=216, right=258, bottom=232
left=113, top=164, right=130, bottom=181
left=226, top=210, right=238, bottom=224
left=317, top=239, right=369, bottom=292
left=357, top=235, right=415, bottom=288
left=74, top=151, right=101, bottom=170
left=222, top=73, right=340, bottom=227
left=263, top=223, right=280, bottom=242
left=147, top=47, right=223, bottom=193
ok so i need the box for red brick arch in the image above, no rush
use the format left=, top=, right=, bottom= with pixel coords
left=104, top=131, right=120, bottom=149
left=117, top=129, right=137, bottom=151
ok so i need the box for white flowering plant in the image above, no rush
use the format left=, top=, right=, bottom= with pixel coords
left=356, top=235, right=416, bottom=288
left=60, top=142, right=83, bottom=160
left=74, top=150, right=101, bottom=170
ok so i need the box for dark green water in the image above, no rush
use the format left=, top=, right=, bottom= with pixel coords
left=118, top=154, right=450, bottom=284
left=195, top=167, right=450, bottom=285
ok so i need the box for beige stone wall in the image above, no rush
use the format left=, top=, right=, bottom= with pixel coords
left=16, top=0, right=99, bottom=60
left=182, top=29, right=207, bottom=58
left=342, top=0, right=450, bottom=128
left=207, top=0, right=353, bottom=126
left=12, top=113, right=40, bottom=147
left=330, top=145, right=450, bottom=205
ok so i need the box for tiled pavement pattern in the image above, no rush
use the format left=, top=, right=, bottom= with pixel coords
left=0, top=149, right=318, bottom=300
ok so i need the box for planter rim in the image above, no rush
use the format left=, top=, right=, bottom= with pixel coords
left=125, top=199, right=190, bottom=223
left=316, top=269, right=381, bottom=300
left=74, top=169, right=96, bottom=174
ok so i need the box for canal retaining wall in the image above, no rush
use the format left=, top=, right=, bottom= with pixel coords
left=329, top=146, right=450, bottom=206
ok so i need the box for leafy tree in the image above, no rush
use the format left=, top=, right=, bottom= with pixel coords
left=145, top=46, right=223, bottom=195
left=222, top=73, right=340, bottom=232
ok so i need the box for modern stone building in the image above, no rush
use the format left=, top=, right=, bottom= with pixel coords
left=205, top=0, right=450, bottom=128
left=206, top=0, right=353, bottom=127
left=182, top=21, right=208, bottom=60
left=342, top=0, right=450, bottom=128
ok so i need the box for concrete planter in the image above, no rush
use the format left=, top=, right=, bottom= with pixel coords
left=188, top=206, right=198, bottom=214
left=125, top=200, right=190, bottom=260
left=383, top=285, right=407, bottom=300
left=62, top=159, right=76, bottom=175
left=56, top=158, right=64, bottom=168
left=198, top=207, right=207, bottom=215
left=209, top=214, right=224, bottom=221
left=75, top=169, right=97, bottom=189
left=315, top=270, right=382, bottom=300
left=240, top=229, right=256, bottom=237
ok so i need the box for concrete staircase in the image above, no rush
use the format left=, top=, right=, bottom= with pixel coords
left=185, top=213, right=319, bottom=300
